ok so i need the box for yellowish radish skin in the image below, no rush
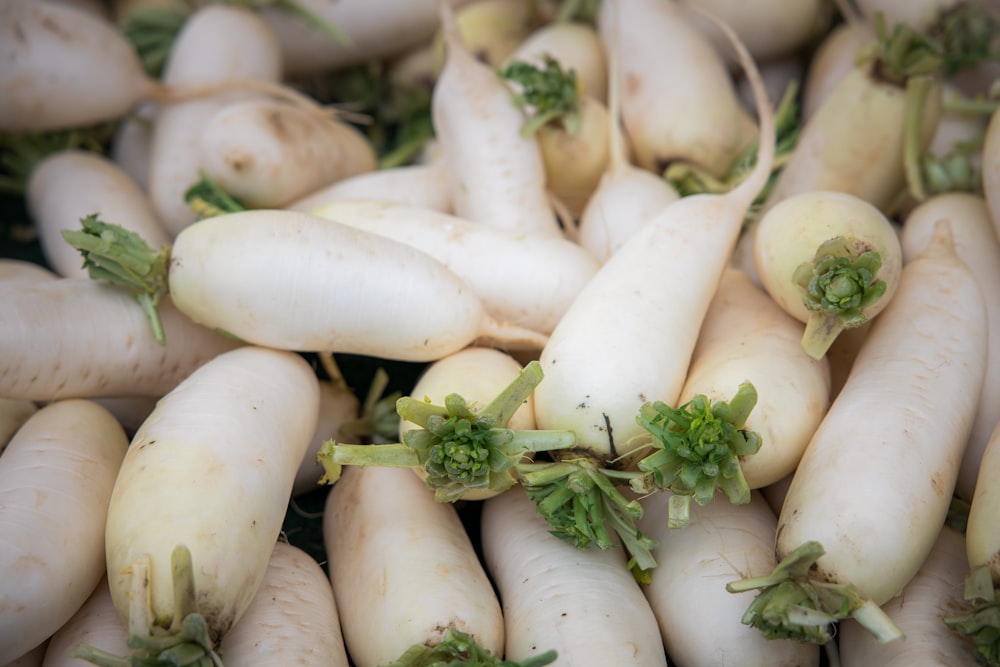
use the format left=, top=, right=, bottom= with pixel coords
left=217, top=541, right=350, bottom=667
left=429, top=0, right=538, bottom=73
left=480, top=486, right=667, bottom=666
left=679, top=268, right=831, bottom=489
left=431, top=3, right=562, bottom=238
left=27, top=151, right=171, bottom=279
left=167, top=209, right=548, bottom=361
left=198, top=99, right=378, bottom=209
left=308, top=199, right=600, bottom=335
left=287, top=162, right=452, bottom=214
left=532, top=12, right=775, bottom=462
left=504, top=21, right=608, bottom=103
left=0, top=400, right=129, bottom=665
left=40, top=578, right=129, bottom=667
left=639, top=491, right=821, bottom=667
left=104, top=346, right=320, bottom=647
left=0, top=279, right=242, bottom=401
left=776, top=221, right=987, bottom=609
left=901, top=193, right=1000, bottom=502
left=838, top=525, right=981, bottom=666
left=398, top=346, right=536, bottom=500
left=598, top=0, right=757, bottom=177
left=966, top=421, right=1000, bottom=589
left=801, top=20, right=877, bottom=122
left=323, top=465, right=504, bottom=667
left=149, top=4, right=283, bottom=236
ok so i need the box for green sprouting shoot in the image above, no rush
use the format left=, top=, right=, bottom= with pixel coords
left=726, top=541, right=903, bottom=645
left=925, top=3, right=1000, bottom=77
left=61, top=216, right=171, bottom=345
left=944, top=565, right=1000, bottom=666
left=0, top=122, right=118, bottom=195
left=384, top=627, right=557, bottom=667
left=184, top=172, right=248, bottom=219
left=501, top=55, right=582, bottom=137
left=73, top=546, right=224, bottom=667
left=859, top=12, right=945, bottom=85
left=516, top=458, right=658, bottom=574
left=318, top=361, right=577, bottom=502
left=632, top=382, right=761, bottom=529
left=793, top=237, right=886, bottom=360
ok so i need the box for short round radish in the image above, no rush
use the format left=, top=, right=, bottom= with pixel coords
left=103, top=346, right=320, bottom=657
left=0, top=400, right=129, bottom=665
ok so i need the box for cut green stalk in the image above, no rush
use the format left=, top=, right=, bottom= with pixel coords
left=384, top=627, right=557, bottom=667
left=944, top=565, right=1000, bottom=667
left=61, top=216, right=171, bottom=345
left=726, top=541, right=903, bottom=645
left=792, top=237, right=887, bottom=360
left=632, top=382, right=761, bottom=528
left=516, top=458, right=657, bottom=573
left=902, top=74, right=936, bottom=202
left=184, top=172, right=248, bottom=219
left=318, top=361, right=578, bottom=502
left=73, top=546, right=224, bottom=667
left=501, top=55, right=582, bottom=137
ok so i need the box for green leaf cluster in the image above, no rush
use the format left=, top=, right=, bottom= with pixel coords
left=793, top=238, right=886, bottom=327
left=385, top=627, right=556, bottom=667
left=501, top=56, right=581, bottom=137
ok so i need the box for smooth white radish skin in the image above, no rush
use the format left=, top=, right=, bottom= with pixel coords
left=752, top=190, right=904, bottom=359
left=432, top=2, right=563, bottom=239
left=966, top=421, right=1000, bottom=595
left=639, top=491, right=821, bottom=667
left=0, top=0, right=159, bottom=131
left=104, top=346, right=320, bottom=651
left=308, top=198, right=600, bottom=335
left=0, top=400, right=129, bottom=665
left=801, top=20, right=877, bottom=122
left=679, top=267, right=831, bottom=490
left=323, top=465, right=504, bottom=667
left=774, top=220, right=987, bottom=611
left=149, top=4, right=283, bottom=237
left=288, top=162, right=452, bottom=214
left=838, top=525, right=982, bottom=667
left=983, top=105, right=1000, bottom=238
left=292, top=380, right=360, bottom=497
left=198, top=99, right=378, bottom=209
left=0, top=279, right=242, bottom=401
left=901, top=193, right=1000, bottom=503
left=40, top=578, right=128, bottom=667
left=429, top=0, right=538, bottom=73
left=504, top=21, right=608, bottom=103
left=217, top=541, right=350, bottom=667
left=532, top=11, right=775, bottom=462
left=480, top=486, right=667, bottom=665
left=0, top=259, right=57, bottom=284
left=166, top=209, right=549, bottom=361
left=398, top=346, right=536, bottom=500
left=598, top=0, right=756, bottom=178
left=110, top=102, right=156, bottom=192
left=259, top=0, right=464, bottom=76
left=27, top=150, right=171, bottom=279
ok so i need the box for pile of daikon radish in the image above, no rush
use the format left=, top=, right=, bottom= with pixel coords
left=2, top=0, right=1000, bottom=664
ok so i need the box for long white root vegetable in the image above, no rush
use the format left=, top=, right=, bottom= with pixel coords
left=40, top=578, right=128, bottom=667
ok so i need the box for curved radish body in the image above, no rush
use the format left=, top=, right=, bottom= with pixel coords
left=901, top=193, right=1000, bottom=502
left=166, top=209, right=548, bottom=361
left=639, top=491, right=821, bottom=667
left=984, top=105, right=1000, bottom=237
left=966, top=421, right=1000, bottom=590
left=323, top=465, right=504, bottom=667
left=431, top=3, right=562, bottom=238
left=0, top=279, right=242, bottom=401
left=680, top=268, right=831, bottom=489
left=308, top=198, right=600, bottom=335
left=776, top=221, right=987, bottom=608
left=801, top=20, right=877, bottom=122
left=838, top=525, right=981, bottom=666
left=0, top=259, right=57, bottom=284
left=40, top=578, right=128, bottom=667
left=0, top=400, right=129, bottom=665
left=27, top=150, right=171, bottom=279
left=0, top=0, right=158, bottom=131
left=505, top=21, right=608, bottom=103
left=598, top=0, right=756, bottom=177
left=480, top=486, right=667, bottom=665
left=148, top=4, right=283, bottom=236
left=288, top=162, right=452, bottom=214
left=199, top=99, right=378, bottom=209
left=104, top=346, right=320, bottom=649
left=532, top=12, right=775, bottom=462
left=217, top=541, right=350, bottom=667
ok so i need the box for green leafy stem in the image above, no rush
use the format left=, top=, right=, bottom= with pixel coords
left=501, top=55, right=582, bottom=137
left=944, top=565, right=1000, bottom=666
left=726, top=541, right=903, bottom=645
left=317, top=361, right=578, bottom=502
left=385, top=627, right=557, bottom=667
left=792, top=237, right=886, bottom=360
left=631, top=382, right=761, bottom=529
